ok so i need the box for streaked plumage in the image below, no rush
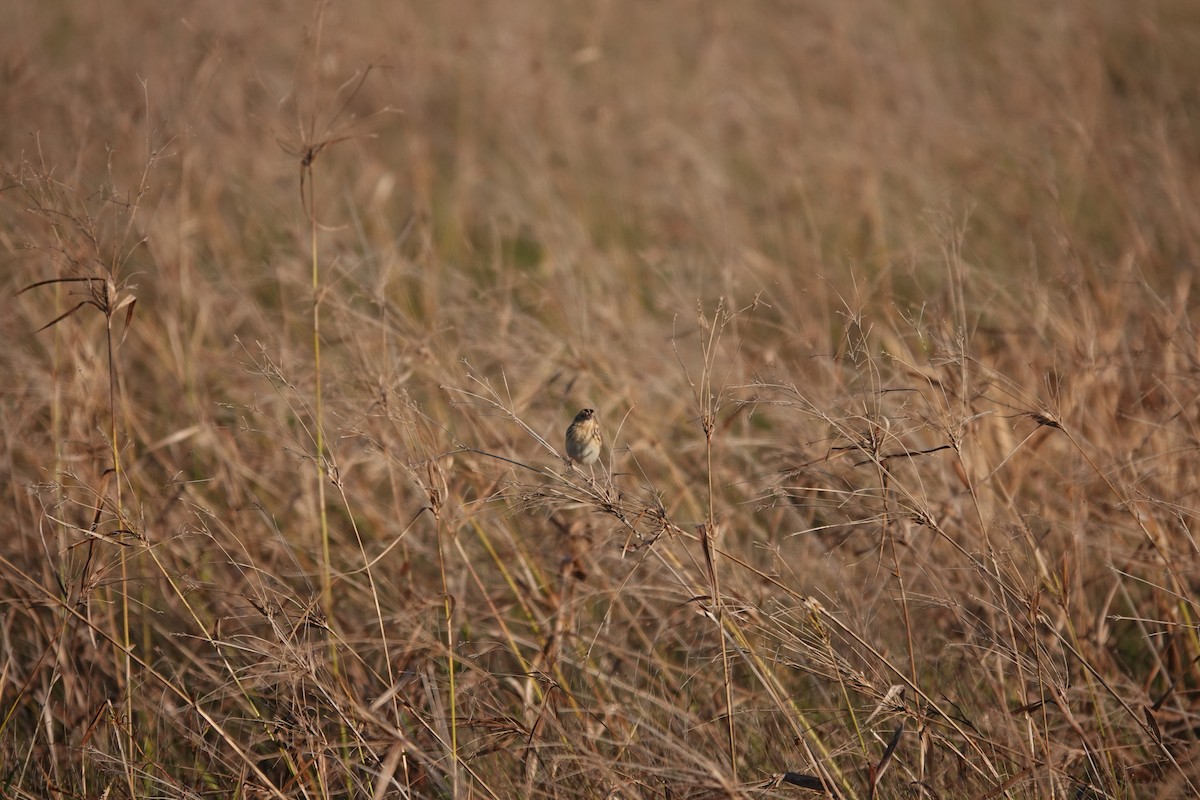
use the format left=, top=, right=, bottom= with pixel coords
left=565, top=408, right=602, bottom=466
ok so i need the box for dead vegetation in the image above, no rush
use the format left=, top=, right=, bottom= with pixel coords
left=3, top=1, right=1200, bottom=797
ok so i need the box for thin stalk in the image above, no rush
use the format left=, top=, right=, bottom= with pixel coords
left=706, top=430, right=736, bottom=780
left=435, top=508, right=460, bottom=795
left=105, top=299, right=135, bottom=799
left=304, top=158, right=344, bottom=800
left=879, top=465, right=922, bottom=794
left=308, top=164, right=333, bottom=630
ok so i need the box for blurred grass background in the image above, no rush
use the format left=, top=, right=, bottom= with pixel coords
left=3, top=1, right=1200, bottom=797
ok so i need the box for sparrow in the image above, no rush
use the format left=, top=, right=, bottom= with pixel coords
left=565, top=408, right=602, bottom=467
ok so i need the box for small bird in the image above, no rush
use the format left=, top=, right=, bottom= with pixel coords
left=565, top=408, right=603, bottom=468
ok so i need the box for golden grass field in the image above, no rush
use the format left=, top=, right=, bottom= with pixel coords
left=4, top=1, right=1200, bottom=797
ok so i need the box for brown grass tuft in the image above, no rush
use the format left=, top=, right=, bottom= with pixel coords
left=4, top=1, right=1200, bottom=798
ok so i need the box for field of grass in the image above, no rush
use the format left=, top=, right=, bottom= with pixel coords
left=4, top=1, right=1200, bottom=797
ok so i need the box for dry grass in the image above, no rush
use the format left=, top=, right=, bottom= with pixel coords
left=4, top=1, right=1200, bottom=798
